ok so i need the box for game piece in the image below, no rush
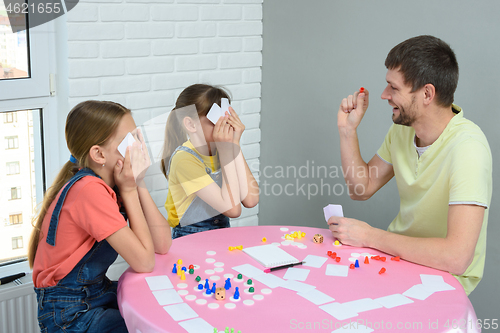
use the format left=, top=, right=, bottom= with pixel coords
left=189, top=269, right=194, bottom=274
left=334, top=240, right=340, bottom=246
left=297, top=231, right=302, bottom=239
left=237, top=274, right=243, bottom=279
left=180, top=271, right=186, bottom=280
left=224, top=278, right=231, bottom=290
left=215, top=287, right=226, bottom=300
left=391, top=256, right=400, bottom=261
left=205, top=279, right=210, bottom=290
left=247, top=279, right=252, bottom=285
left=327, top=251, right=332, bottom=256
left=234, top=287, right=240, bottom=300
left=335, top=257, right=341, bottom=262
left=262, top=237, right=267, bottom=242
left=189, top=264, right=194, bottom=269
left=206, top=288, right=212, bottom=295
left=364, top=256, right=369, bottom=264
left=379, top=268, right=386, bottom=274
left=195, top=276, right=201, bottom=282
left=360, top=87, right=365, bottom=92
left=182, top=266, right=187, bottom=271
left=381, top=257, right=386, bottom=262
left=313, top=234, right=324, bottom=243
left=350, top=264, right=355, bottom=269
left=198, top=284, right=203, bottom=290
left=228, top=245, right=243, bottom=251
left=172, top=263, right=177, bottom=274
left=177, top=259, right=182, bottom=265
left=211, top=283, right=216, bottom=294
left=301, top=232, right=306, bottom=237
left=249, top=287, right=254, bottom=293
left=355, top=260, right=360, bottom=268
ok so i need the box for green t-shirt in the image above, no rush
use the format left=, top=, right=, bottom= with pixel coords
left=377, top=105, right=492, bottom=295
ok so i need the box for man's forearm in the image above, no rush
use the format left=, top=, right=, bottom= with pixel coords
left=339, top=127, right=370, bottom=197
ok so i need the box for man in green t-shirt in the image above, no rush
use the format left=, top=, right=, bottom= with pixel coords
left=331, top=35, right=492, bottom=295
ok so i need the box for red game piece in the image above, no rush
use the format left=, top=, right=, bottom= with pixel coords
left=350, top=264, right=355, bottom=269
left=380, top=257, right=386, bottom=262
left=327, top=251, right=332, bottom=256
left=373, top=256, right=380, bottom=260
left=364, top=257, right=369, bottom=264
left=391, top=256, right=400, bottom=261
left=360, top=87, right=365, bottom=92
left=379, top=268, right=386, bottom=274
left=335, top=257, right=341, bottom=263
left=189, top=264, right=194, bottom=270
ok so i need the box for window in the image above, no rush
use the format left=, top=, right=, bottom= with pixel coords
left=12, top=236, right=23, bottom=250
left=6, top=161, right=20, bottom=175
left=5, top=135, right=19, bottom=149
left=3, top=111, right=16, bottom=123
left=10, top=187, right=21, bottom=200
left=9, top=213, right=22, bottom=225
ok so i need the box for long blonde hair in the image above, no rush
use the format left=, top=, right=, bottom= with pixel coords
left=28, top=100, right=131, bottom=268
left=160, top=84, right=231, bottom=178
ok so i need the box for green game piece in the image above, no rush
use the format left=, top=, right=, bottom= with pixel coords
left=195, top=276, right=201, bottom=282
left=247, top=279, right=252, bottom=285
left=189, top=269, right=194, bottom=274
left=237, top=274, right=242, bottom=279
left=249, top=287, right=254, bottom=293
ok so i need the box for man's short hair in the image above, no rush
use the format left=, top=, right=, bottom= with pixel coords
left=385, top=35, right=459, bottom=107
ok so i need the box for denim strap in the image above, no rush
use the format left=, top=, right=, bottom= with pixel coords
left=166, top=145, right=212, bottom=177
left=46, top=168, right=100, bottom=246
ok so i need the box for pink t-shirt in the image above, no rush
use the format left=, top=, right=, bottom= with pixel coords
left=33, top=176, right=127, bottom=288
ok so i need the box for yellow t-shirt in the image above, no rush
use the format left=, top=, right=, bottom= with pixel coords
left=377, top=105, right=492, bottom=295
left=165, top=141, right=220, bottom=227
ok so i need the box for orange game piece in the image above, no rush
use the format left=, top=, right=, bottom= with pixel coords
left=391, top=256, right=400, bottom=261
left=379, top=268, right=386, bottom=274
left=373, top=256, right=380, bottom=260
left=380, top=257, right=386, bottom=262
left=350, top=264, right=355, bottom=269
left=364, top=257, right=369, bottom=264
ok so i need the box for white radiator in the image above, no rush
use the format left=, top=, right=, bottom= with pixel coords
left=0, top=275, right=39, bottom=333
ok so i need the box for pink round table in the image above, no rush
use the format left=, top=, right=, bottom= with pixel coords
left=118, top=226, right=479, bottom=333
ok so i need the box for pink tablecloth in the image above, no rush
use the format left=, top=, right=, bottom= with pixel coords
left=118, top=226, right=479, bottom=333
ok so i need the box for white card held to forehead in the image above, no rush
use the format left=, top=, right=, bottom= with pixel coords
left=117, top=132, right=137, bottom=158
left=206, top=98, right=231, bottom=125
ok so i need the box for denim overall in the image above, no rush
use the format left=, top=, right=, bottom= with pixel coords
left=167, top=146, right=230, bottom=239
left=34, top=168, right=128, bottom=333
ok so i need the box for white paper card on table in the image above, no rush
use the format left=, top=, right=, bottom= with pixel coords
left=178, top=318, right=215, bottom=333
left=232, top=264, right=265, bottom=278
left=374, top=294, right=414, bottom=309
left=117, top=132, right=137, bottom=158
left=297, top=288, right=335, bottom=306
left=283, top=267, right=310, bottom=282
left=402, top=284, right=435, bottom=300
left=332, top=324, right=374, bottom=332
left=280, top=280, right=316, bottom=293
left=319, top=302, right=358, bottom=321
left=323, top=204, right=344, bottom=222
left=163, top=303, right=198, bottom=322
left=145, top=275, right=173, bottom=291
left=253, top=273, right=286, bottom=289
left=152, top=289, right=184, bottom=306
left=242, top=244, right=300, bottom=268
left=325, top=264, right=349, bottom=277
left=420, top=274, right=455, bottom=292
left=302, top=255, right=328, bottom=268
left=342, top=298, right=383, bottom=313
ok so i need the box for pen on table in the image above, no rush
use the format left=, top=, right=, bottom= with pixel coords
left=264, top=261, right=305, bottom=273
left=0, top=272, right=26, bottom=285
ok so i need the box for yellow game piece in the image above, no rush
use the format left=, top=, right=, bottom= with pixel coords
left=301, top=232, right=306, bottom=237
left=229, top=246, right=234, bottom=251
left=262, top=237, right=267, bottom=242
left=297, top=231, right=302, bottom=239
left=180, top=271, right=186, bottom=280
left=292, top=232, right=298, bottom=238
left=177, top=259, right=183, bottom=265
left=236, top=245, right=243, bottom=250
left=334, top=240, right=340, bottom=246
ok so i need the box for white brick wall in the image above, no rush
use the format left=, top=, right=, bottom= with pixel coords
left=67, top=0, right=262, bottom=227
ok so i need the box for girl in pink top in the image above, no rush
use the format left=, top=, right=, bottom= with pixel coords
left=29, top=101, right=171, bottom=332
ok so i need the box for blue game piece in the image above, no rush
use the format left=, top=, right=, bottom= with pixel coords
left=205, top=279, right=209, bottom=290
left=234, top=287, right=240, bottom=300
left=182, top=266, right=187, bottom=272
left=211, top=283, right=216, bottom=294
left=355, top=259, right=359, bottom=268
left=224, top=278, right=231, bottom=290
left=206, top=288, right=212, bottom=295
left=198, top=284, right=203, bottom=290
left=172, top=263, right=177, bottom=274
